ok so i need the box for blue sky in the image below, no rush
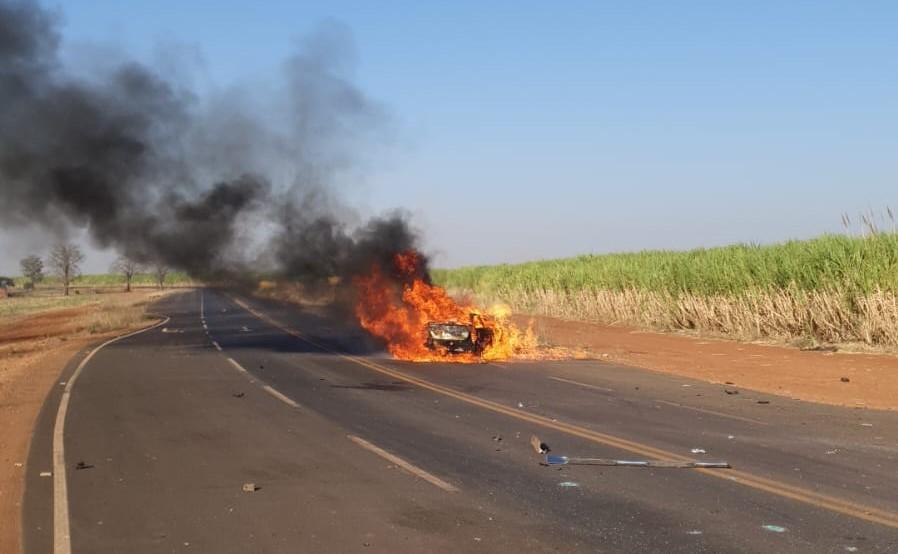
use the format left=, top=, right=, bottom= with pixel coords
left=4, top=1, right=897, bottom=272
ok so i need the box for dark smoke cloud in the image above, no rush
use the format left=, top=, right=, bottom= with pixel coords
left=0, top=1, right=418, bottom=281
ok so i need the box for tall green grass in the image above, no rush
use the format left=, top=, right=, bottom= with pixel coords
left=432, top=233, right=898, bottom=347
left=433, top=233, right=898, bottom=297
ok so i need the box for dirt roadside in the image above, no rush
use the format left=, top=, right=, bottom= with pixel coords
left=521, top=314, right=898, bottom=411
left=0, top=292, right=166, bottom=554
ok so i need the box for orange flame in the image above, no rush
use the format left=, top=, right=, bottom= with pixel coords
left=354, top=250, right=535, bottom=362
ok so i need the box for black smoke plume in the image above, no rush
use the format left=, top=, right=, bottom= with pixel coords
left=0, top=0, right=421, bottom=282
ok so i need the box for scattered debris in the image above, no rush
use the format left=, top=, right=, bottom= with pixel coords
left=724, top=381, right=735, bottom=385
left=242, top=483, right=259, bottom=493
left=844, top=547, right=858, bottom=552
left=681, top=384, right=692, bottom=388
left=558, top=481, right=580, bottom=488
left=724, top=389, right=739, bottom=395
left=826, top=449, right=839, bottom=455
left=686, top=530, right=703, bottom=535
left=840, top=377, right=850, bottom=383
left=240, top=326, right=251, bottom=333
left=530, top=435, right=550, bottom=454
left=13, top=462, right=23, bottom=468
left=39, top=471, right=52, bottom=477
left=756, top=400, right=770, bottom=404
left=161, top=327, right=184, bottom=334
left=232, top=392, right=245, bottom=398
left=75, top=461, right=94, bottom=470
left=517, top=402, right=525, bottom=408
left=761, top=524, right=787, bottom=533
left=690, top=448, right=706, bottom=454
left=727, top=435, right=735, bottom=440
left=861, top=423, right=873, bottom=427
left=492, top=435, right=502, bottom=442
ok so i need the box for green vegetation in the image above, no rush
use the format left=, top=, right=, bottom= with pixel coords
left=433, top=233, right=898, bottom=297
left=432, top=233, right=898, bottom=348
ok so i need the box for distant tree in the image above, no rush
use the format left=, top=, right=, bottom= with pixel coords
left=152, top=263, right=169, bottom=290
left=20, top=255, right=44, bottom=287
left=47, top=243, right=84, bottom=296
left=111, top=256, right=141, bottom=292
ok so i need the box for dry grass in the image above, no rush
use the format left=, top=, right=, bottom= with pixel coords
left=0, top=290, right=169, bottom=338
left=78, top=293, right=164, bottom=335
left=471, top=287, right=898, bottom=350
left=0, top=293, right=100, bottom=319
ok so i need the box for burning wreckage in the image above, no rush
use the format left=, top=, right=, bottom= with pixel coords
left=354, top=250, right=533, bottom=362
left=425, top=314, right=495, bottom=355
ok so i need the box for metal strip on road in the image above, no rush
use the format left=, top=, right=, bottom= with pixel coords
left=226, top=293, right=898, bottom=531
left=52, top=316, right=171, bottom=554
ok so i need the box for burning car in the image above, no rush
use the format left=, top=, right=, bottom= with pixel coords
left=425, top=313, right=495, bottom=355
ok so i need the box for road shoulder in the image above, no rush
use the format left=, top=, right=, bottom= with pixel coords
left=521, top=314, right=898, bottom=410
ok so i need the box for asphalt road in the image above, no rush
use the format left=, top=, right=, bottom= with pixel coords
left=22, top=290, right=898, bottom=553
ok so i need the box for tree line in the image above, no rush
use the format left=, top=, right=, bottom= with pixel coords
left=12, top=243, right=171, bottom=296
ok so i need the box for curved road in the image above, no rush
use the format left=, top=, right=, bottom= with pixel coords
left=22, top=290, right=898, bottom=552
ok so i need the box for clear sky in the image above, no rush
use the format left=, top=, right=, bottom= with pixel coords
left=2, top=1, right=897, bottom=273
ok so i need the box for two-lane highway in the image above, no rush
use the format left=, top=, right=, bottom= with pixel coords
left=23, top=290, right=898, bottom=552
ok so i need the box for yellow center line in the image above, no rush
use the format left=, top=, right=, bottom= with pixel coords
left=228, top=294, right=898, bottom=530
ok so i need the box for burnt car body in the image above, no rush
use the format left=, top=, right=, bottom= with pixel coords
left=425, top=314, right=494, bottom=355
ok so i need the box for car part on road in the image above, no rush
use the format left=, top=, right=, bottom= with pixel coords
left=530, top=434, right=550, bottom=454
left=544, top=455, right=731, bottom=469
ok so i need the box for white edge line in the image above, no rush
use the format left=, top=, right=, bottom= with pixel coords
left=53, top=315, right=171, bottom=554
left=348, top=435, right=459, bottom=493
left=212, top=341, right=222, bottom=352
left=261, top=385, right=301, bottom=409
left=226, top=357, right=247, bottom=373
left=549, top=375, right=614, bottom=392
left=653, top=399, right=769, bottom=426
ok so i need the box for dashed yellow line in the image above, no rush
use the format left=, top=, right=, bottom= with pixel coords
left=228, top=294, right=898, bottom=530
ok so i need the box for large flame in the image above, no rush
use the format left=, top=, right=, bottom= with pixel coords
left=354, top=250, right=535, bottom=362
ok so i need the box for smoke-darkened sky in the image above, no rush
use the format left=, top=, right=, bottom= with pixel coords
left=2, top=1, right=897, bottom=275
left=0, top=0, right=420, bottom=280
